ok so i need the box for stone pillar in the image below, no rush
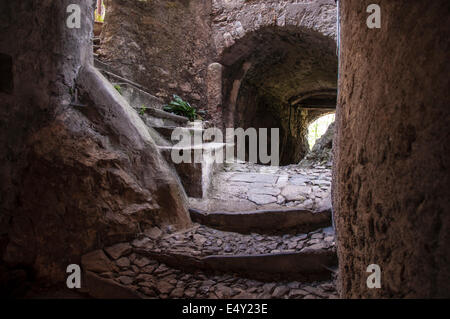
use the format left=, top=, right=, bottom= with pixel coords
left=206, top=62, right=223, bottom=127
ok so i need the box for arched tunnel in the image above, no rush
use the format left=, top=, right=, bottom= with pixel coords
left=220, top=26, right=338, bottom=165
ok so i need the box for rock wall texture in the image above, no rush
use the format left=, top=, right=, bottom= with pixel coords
left=100, top=0, right=214, bottom=109
left=0, top=0, right=190, bottom=291
left=334, top=0, right=450, bottom=298
left=212, top=0, right=337, bottom=61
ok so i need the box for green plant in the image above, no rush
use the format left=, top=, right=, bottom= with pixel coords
left=164, top=95, right=198, bottom=121
left=114, top=84, right=122, bottom=94
left=139, top=105, right=148, bottom=116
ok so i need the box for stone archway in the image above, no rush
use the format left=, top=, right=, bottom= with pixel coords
left=216, top=25, right=338, bottom=164
left=204, top=0, right=338, bottom=164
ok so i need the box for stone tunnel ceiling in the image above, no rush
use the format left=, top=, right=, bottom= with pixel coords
left=222, top=26, right=337, bottom=103
left=220, top=26, right=338, bottom=165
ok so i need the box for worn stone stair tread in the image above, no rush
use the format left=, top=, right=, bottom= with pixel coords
left=188, top=207, right=332, bottom=234
left=134, top=224, right=335, bottom=257
left=153, top=126, right=204, bottom=138
left=137, top=249, right=336, bottom=283
left=109, top=81, right=166, bottom=110
left=129, top=224, right=336, bottom=281
left=145, top=107, right=189, bottom=123
left=153, top=126, right=219, bottom=146
left=94, top=58, right=113, bottom=73
left=81, top=224, right=337, bottom=298
left=158, top=142, right=229, bottom=152
left=98, top=68, right=151, bottom=93
left=82, top=249, right=337, bottom=299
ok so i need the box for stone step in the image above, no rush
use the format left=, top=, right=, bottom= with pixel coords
left=142, top=107, right=189, bottom=127
left=159, top=143, right=227, bottom=198
left=133, top=224, right=336, bottom=281
left=82, top=253, right=337, bottom=299
left=131, top=224, right=336, bottom=282
left=94, top=61, right=157, bottom=101
left=111, top=82, right=166, bottom=111
left=153, top=126, right=215, bottom=146
left=94, top=58, right=113, bottom=73
left=93, top=60, right=190, bottom=127
left=188, top=207, right=332, bottom=234
left=81, top=225, right=338, bottom=298
left=137, top=224, right=336, bottom=258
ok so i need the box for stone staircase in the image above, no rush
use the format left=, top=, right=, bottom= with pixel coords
left=80, top=211, right=337, bottom=299
left=93, top=58, right=227, bottom=198
left=80, top=161, right=338, bottom=299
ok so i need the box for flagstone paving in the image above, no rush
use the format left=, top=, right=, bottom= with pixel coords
left=190, top=162, right=332, bottom=213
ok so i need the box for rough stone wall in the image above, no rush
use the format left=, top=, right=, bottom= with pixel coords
left=212, top=0, right=337, bottom=61
left=0, top=0, right=190, bottom=290
left=100, top=0, right=213, bottom=109
left=334, top=0, right=450, bottom=298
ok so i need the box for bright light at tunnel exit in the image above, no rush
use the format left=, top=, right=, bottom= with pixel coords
left=308, top=113, right=335, bottom=150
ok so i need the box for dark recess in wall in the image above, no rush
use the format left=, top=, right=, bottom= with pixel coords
left=0, top=53, right=13, bottom=94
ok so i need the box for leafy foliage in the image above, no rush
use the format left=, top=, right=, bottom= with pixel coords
left=114, top=84, right=122, bottom=95
left=164, top=95, right=198, bottom=121
left=139, top=105, right=148, bottom=116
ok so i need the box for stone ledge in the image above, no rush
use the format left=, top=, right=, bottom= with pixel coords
left=136, top=248, right=337, bottom=282
left=189, top=207, right=332, bottom=234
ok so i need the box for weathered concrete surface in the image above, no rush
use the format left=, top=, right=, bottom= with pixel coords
left=334, top=0, right=450, bottom=298
left=0, top=0, right=191, bottom=289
